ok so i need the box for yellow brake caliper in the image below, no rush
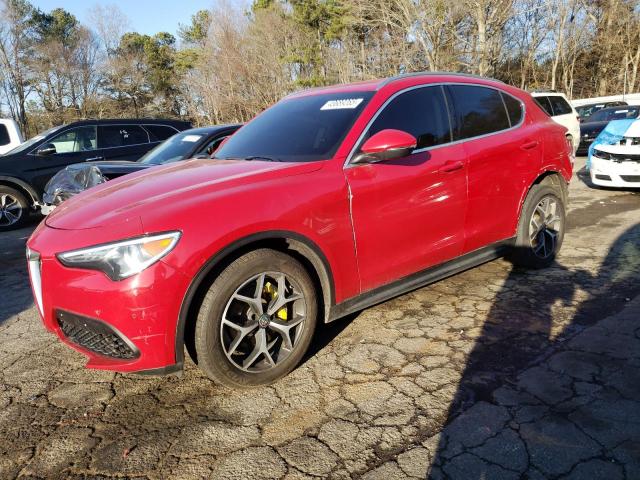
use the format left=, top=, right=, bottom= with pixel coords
left=264, top=282, right=288, bottom=321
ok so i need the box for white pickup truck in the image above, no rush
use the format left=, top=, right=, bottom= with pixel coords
left=0, top=119, right=24, bottom=155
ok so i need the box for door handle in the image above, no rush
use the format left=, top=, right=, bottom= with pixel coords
left=521, top=140, right=539, bottom=151
left=439, top=160, right=464, bottom=173
left=86, top=156, right=104, bottom=161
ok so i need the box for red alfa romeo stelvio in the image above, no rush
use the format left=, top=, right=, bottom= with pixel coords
left=27, top=72, right=573, bottom=387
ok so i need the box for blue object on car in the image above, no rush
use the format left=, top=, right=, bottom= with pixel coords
left=587, top=119, right=636, bottom=170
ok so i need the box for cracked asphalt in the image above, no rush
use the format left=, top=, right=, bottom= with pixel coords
left=1, top=156, right=639, bottom=479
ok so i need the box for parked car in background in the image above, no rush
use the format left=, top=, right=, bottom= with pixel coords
left=0, top=119, right=24, bottom=155
left=531, top=92, right=580, bottom=154
left=41, top=124, right=241, bottom=211
left=577, top=105, right=640, bottom=156
left=589, top=119, right=640, bottom=188
left=0, top=118, right=191, bottom=230
left=27, top=72, right=572, bottom=387
left=575, top=101, right=627, bottom=123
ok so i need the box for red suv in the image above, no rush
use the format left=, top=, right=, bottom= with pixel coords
left=27, top=73, right=573, bottom=386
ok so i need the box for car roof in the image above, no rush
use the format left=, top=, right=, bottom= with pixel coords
left=181, top=124, right=242, bottom=135
left=287, top=72, right=506, bottom=98
left=63, top=118, right=192, bottom=127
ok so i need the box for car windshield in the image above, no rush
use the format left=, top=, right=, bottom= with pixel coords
left=589, top=107, right=640, bottom=123
left=138, top=131, right=204, bottom=165
left=214, top=91, right=374, bottom=162
left=5, top=125, right=62, bottom=155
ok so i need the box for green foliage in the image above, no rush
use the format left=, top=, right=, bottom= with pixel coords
left=30, top=7, right=80, bottom=47
left=178, top=10, right=211, bottom=45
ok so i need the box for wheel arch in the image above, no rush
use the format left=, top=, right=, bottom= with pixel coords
left=516, top=170, right=568, bottom=230
left=0, top=176, right=39, bottom=206
left=174, top=230, right=335, bottom=366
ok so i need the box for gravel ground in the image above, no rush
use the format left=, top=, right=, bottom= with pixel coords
left=1, top=157, right=639, bottom=479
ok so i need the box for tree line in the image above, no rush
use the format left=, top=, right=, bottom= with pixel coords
left=1, top=0, right=639, bottom=137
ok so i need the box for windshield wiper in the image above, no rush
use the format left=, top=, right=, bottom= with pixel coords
left=243, top=155, right=283, bottom=162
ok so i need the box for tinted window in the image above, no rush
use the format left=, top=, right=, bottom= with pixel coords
left=547, top=96, right=573, bottom=115
left=449, top=85, right=510, bottom=139
left=48, top=126, right=97, bottom=153
left=145, top=125, right=178, bottom=142
left=215, top=92, right=373, bottom=162
left=589, top=107, right=640, bottom=123
left=0, top=125, right=9, bottom=146
left=139, top=131, right=202, bottom=165
left=364, top=86, right=451, bottom=150
left=534, top=96, right=553, bottom=116
left=99, top=125, right=149, bottom=148
left=198, top=135, right=228, bottom=157
left=501, top=93, right=523, bottom=127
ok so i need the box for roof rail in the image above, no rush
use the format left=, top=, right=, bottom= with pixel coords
left=378, top=71, right=505, bottom=89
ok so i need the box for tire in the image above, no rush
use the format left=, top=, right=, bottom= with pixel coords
left=0, top=186, right=29, bottom=231
left=509, top=182, right=566, bottom=269
left=194, top=248, right=318, bottom=387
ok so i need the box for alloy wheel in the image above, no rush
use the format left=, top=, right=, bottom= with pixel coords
left=220, top=271, right=307, bottom=373
left=0, top=193, right=23, bottom=227
left=529, top=196, right=562, bottom=259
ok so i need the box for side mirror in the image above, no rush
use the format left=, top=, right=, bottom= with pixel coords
left=353, top=129, right=417, bottom=164
left=37, top=144, right=57, bottom=156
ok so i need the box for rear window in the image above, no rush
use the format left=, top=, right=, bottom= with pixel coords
left=99, top=125, right=149, bottom=148
left=0, top=124, right=9, bottom=146
left=533, top=96, right=553, bottom=116
left=448, top=85, right=511, bottom=140
left=145, top=125, right=178, bottom=142
left=547, top=96, right=573, bottom=115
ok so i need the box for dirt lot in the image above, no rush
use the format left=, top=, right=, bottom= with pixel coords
left=1, top=157, right=639, bottom=480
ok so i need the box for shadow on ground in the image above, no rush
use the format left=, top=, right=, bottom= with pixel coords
left=428, top=222, right=640, bottom=479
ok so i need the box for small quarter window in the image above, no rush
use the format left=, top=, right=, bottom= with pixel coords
left=48, top=126, right=97, bottom=153
left=502, top=93, right=524, bottom=127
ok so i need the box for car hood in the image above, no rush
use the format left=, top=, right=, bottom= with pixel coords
left=45, top=159, right=322, bottom=230
left=84, top=160, right=150, bottom=176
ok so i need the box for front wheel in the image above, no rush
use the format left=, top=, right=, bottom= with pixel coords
left=509, top=183, right=566, bottom=268
left=194, top=249, right=318, bottom=387
left=0, top=186, right=29, bottom=231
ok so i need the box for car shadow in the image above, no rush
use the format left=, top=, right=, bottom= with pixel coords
left=427, top=222, right=640, bottom=478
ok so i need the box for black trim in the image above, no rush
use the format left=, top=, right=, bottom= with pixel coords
left=328, top=239, right=515, bottom=321
left=134, top=362, right=184, bottom=377
left=174, top=230, right=335, bottom=366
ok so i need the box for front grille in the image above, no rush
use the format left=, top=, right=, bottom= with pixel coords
left=56, top=310, right=139, bottom=360
left=593, top=150, right=640, bottom=162
left=620, top=175, right=640, bottom=183
left=619, top=137, right=640, bottom=146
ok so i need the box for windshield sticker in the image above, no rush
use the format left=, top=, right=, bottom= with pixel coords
left=615, top=110, right=630, bottom=114
left=321, top=98, right=364, bottom=110
left=181, top=135, right=202, bottom=142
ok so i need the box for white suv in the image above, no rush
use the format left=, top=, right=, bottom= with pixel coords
left=0, top=119, right=23, bottom=155
left=531, top=92, right=580, bottom=154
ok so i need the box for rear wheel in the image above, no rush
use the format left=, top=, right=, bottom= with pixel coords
left=194, top=249, right=318, bottom=387
left=510, top=182, right=566, bottom=268
left=0, top=186, right=29, bottom=231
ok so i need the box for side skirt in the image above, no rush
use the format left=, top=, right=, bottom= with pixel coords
left=328, top=238, right=515, bottom=322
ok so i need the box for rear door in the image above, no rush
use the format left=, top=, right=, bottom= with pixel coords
left=99, top=124, right=153, bottom=161
left=447, top=85, right=541, bottom=253
left=26, top=125, right=100, bottom=192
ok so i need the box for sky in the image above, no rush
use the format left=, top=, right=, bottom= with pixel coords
left=30, top=0, right=233, bottom=38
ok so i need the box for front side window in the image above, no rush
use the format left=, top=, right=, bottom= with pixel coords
left=0, top=125, right=9, bottom=146
left=48, top=126, right=97, bottom=153
left=215, top=91, right=373, bottom=162
left=449, top=85, right=510, bottom=139
left=547, top=96, right=573, bottom=116
left=363, top=86, right=451, bottom=150
left=99, top=125, right=149, bottom=148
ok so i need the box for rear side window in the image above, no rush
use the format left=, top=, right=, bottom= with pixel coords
left=533, top=96, right=553, bottom=116
left=145, top=125, right=178, bottom=142
left=547, top=96, right=573, bottom=116
left=99, top=125, right=149, bottom=148
left=365, top=86, right=451, bottom=149
left=501, top=93, right=524, bottom=126
left=0, top=125, right=9, bottom=146
left=448, top=85, right=510, bottom=139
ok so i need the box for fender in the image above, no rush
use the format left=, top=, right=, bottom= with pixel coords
left=173, top=230, right=336, bottom=366
left=0, top=175, right=40, bottom=204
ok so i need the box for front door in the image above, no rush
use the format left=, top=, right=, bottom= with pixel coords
left=345, top=85, right=468, bottom=292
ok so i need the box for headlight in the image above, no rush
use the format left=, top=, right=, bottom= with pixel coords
left=57, top=232, right=181, bottom=281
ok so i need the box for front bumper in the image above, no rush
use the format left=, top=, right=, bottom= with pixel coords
left=590, top=156, right=640, bottom=188
left=27, top=224, right=190, bottom=373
